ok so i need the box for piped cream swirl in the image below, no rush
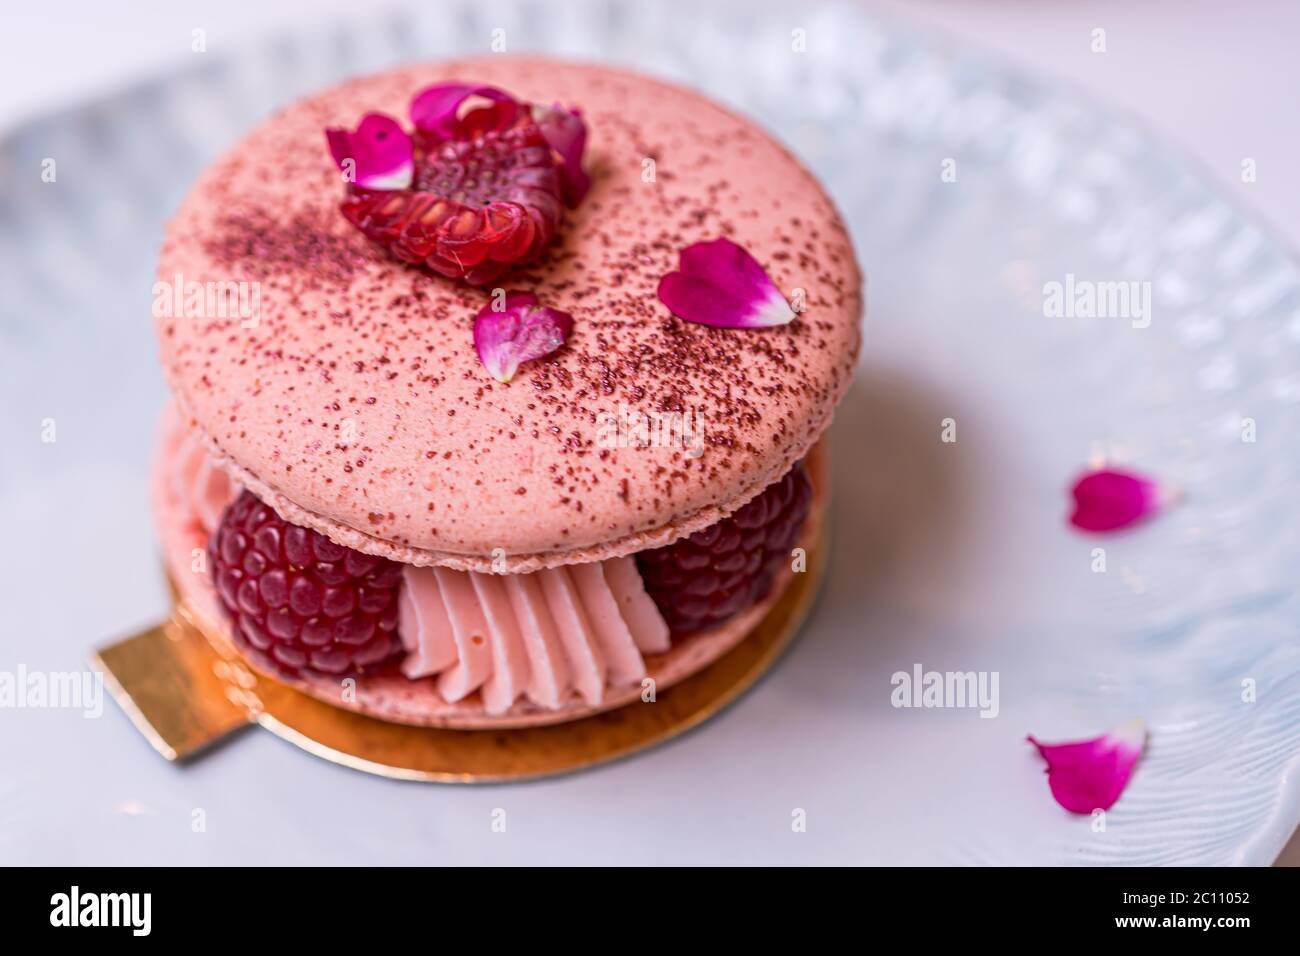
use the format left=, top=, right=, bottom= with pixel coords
left=398, top=559, right=670, bottom=714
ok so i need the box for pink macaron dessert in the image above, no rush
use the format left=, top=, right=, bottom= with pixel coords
left=151, top=57, right=861, bottom=729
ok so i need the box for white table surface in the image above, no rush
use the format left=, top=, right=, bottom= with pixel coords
left=2, top=0, right=1297, bottom=865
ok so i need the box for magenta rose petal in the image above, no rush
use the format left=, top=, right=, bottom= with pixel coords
left=679, top=236, right=778, bottom=299
left=533, top=103, right=590, bottom=206
left=657, top=273, right=769, bottom=328
left=1027, top=718, right=1147, bottom=814
left=657, top=237, right=795, bottom=328
left=409, top=83, right=521, bottom=140
left=325, top=113, right=413, bottom=190
left=473, top=293, right=574, bottom=383
left=1069, top=468, right=1163, bottom=532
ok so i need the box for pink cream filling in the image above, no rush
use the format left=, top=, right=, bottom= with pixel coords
left=162, top=406, right=238, bottom=538
left=161, top=405, right=670, bottom=714
left=397, top=557, right=671, bottom=714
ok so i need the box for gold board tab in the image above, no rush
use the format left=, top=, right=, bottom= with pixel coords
left=92, top=616, right=253, bottom=761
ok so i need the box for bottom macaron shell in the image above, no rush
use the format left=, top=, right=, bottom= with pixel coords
left=154, top=420, right=826, bottom=730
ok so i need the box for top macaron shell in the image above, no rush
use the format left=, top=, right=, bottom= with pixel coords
left=156, top=57, right=861, bottom=572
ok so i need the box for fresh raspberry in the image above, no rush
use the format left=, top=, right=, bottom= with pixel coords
left=341, top=117, right=563, bottom=286
left=210, top=490, right=403, bottom=677
left=637, top=462, right=813, bottom=637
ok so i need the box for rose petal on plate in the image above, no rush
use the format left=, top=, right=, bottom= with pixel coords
left=325, top=113, right=413, bottom=190
left=410, top=83, right=522, bottom=141
left=1069, top=468, right=1162, bottom=532
left=1027, top=718, right=1146, bottom=814
left=533, top=103, right=590, bottom=206
left=473, top=293, right=574, bottom=383
left=657, top=237, right=795, bottom=328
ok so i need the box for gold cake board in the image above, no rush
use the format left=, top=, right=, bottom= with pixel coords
left=93, top=519, right=826, bottom=782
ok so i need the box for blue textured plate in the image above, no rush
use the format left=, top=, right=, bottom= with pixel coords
left=2, top=0, right=1298, bottom=864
